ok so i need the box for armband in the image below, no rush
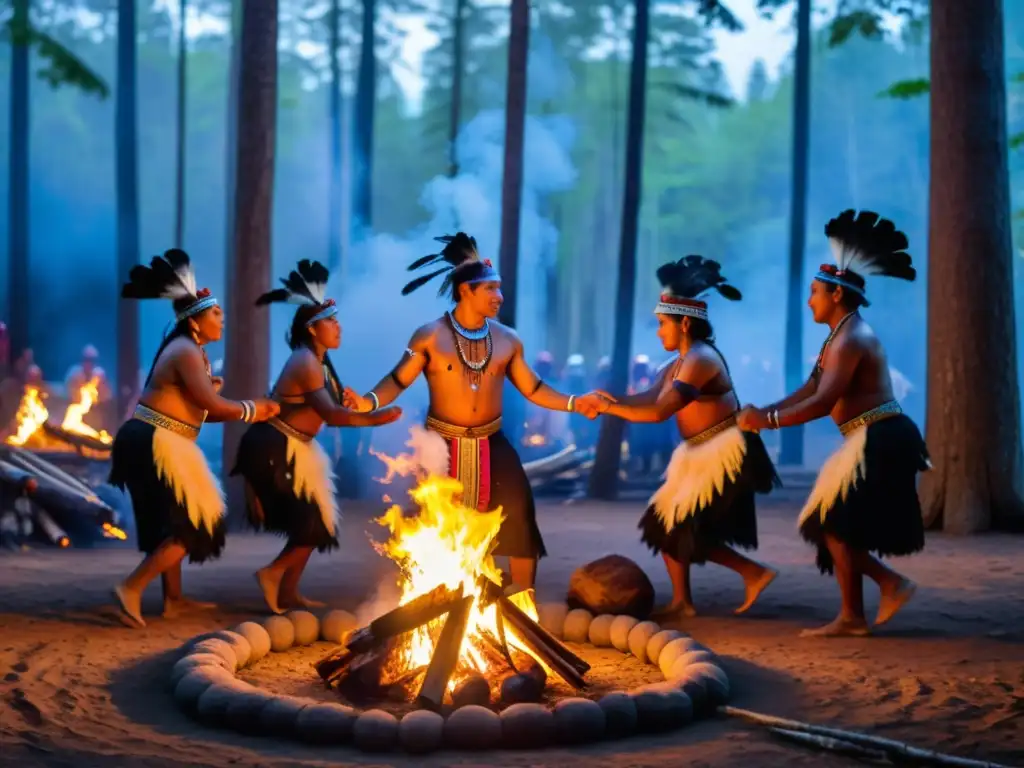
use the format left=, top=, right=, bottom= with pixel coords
left=529, top=379, right=543, bottom=396
left=671, top=380, right=701, bottom=407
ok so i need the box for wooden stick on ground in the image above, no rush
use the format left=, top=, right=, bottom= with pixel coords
left=769, top=728, right=889, bottom=763
left=720, top=706, right=1015, bottom=768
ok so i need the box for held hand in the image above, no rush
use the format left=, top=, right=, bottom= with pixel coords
left=575, top=392, right=611, bottom=420
left=371, top=406, right=402, bottom=425
left=252, top=398, right=281, bottom=422
left=211, top=376, right=224, bottom=393
left=343, top=386, right=371, bottom=413
left=592, top=389, right=618, bottom=404
left=736, top=407, right=768, bottom=432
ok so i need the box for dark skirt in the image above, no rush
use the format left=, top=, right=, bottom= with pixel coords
left=488, top=430, right=547, bottom=559
left=799, top=414, right=929, bottom=574
left=639, top=430, right=780, bottom=564
left=231, top=421, right=339, bottom=553
left=108, top=418, right=226, bottom=564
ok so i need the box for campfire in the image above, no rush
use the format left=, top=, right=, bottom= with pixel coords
left=316, top=439, right=589, bottom=710
left=5, top=378, right=112, bottom=455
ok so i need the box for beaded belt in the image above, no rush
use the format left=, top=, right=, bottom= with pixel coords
left=133, top=404, right=201, bottom=441
left=685, top=414, right=737, bottom=446
left=424, top=415, right=502, bottom=440
left=269, top=417, right=315, bottom=444
left=839, top=400, right=902, bottom=437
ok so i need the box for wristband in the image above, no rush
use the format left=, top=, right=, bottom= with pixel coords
left=567, top=395, right=576, bottom=413
left=368, top=391, right=380, bottom=412
left=241, top=400, right=255, bottom=423
left=768, top=409, right=779, bottom=429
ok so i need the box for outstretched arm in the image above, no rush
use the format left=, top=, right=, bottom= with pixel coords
left=347, top=328, right=430, bottom=412
left=506, top=335, right=579, bottom=412
left=175, top=345, right=270, bottom=422
left=603, top=357, right=708, bottom=423
left=611, top=361, right=674, bottom=406
left=761, top=374, right=818, bottom=412
left=295, top=359, right=403, bottom=427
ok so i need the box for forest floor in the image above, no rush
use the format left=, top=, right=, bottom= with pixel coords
left=1, top=492, right=1022, bottom=767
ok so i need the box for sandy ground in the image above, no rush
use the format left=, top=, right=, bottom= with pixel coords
left=1, top=491, right=1023, bottom=767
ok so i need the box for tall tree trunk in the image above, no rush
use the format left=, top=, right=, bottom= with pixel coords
left=918, top=0, right=1024, bottom=533
left=222, top=0, right=278, bottom=520
left=224, top=0, right=242, bottom=284
left=116, top=0, right=140, bottom=422
left=587, top=0, right=649, bottom=499
left=351, top=0, right=376, bottom=250
left=327, top=0, right=342, bottom=272
left=174, top=0, right=187, bottom=247
left=779, top=0, right=811, bottom=467
left=447, top=0, right=466, bottom=178
left=7, top=0, right=30, bottom=358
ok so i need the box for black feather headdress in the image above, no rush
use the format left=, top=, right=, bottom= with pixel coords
left=402, top=232, right=500, bottom=298
left=816, top=209, right=915, bottom=307
left=654, top=255, right=741, bottom=320
left=121, top=248, right=218, bottom=322
left=256, top=260, right=337, bottom=326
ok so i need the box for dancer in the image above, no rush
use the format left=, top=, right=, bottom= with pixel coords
left=110, top=249, right=279, bottom=627
left=344, top=233, right=606, bottom=590
left=233, top=260, right=403, bottom=614
left=737, top=209, right=928, bottom=637
left=594, top=256, right=781, bottom=619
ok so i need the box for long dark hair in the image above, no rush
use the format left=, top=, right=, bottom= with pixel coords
left=286, top=306, right=343, bottom=404
left=144, top=298, right=200, bottom=387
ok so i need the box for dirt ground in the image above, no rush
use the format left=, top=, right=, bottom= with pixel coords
left=1, top=492, right=1022, bottom=767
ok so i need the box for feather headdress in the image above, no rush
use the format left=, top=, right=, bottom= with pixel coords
left=654, top=255, right=741, bottom=320
left=256, top=260, right=337, bottom=326
left=120, top=248, right=218, bottom=322
left=816, top=209, right=915, bottom=307
left=402, top=232, right=500, bottom=299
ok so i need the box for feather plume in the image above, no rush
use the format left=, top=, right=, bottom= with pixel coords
left=121, top=249, right=199, bottom=301
left=403, top=232, right=484, bottom=296
left=824, top=209, right=916, bottom=281
left=657, top=254, right=742, bottom=301
left=256, top=260, right=331, bottom=306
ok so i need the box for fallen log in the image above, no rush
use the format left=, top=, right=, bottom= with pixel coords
left=415, top=595, right=475, bottom=711
left=41, top=422, right=112, bottom=455
left=345, top=583, right=463, bottom=654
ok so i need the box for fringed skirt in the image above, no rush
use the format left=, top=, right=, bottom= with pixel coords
left=108, top=417, right=226, bottom=564
left=231, top=420, right=340, bottom=553
left=798, top=412, right=930, bottom=574
left=639, top=421, right=780, bottom=564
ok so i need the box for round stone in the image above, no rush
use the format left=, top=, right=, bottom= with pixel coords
left=500, top=702, right=556, bottom=749
left=500, top=672, right=543, bottom=704
left=626, top=621, right=660, bottom=663
left=286, top=610, right=319, bottom=646
left=562, top=608, right=593, bottom=643
left=672, top=669, right=710, bottom=715
left=173, top=666, right=235, bottom=713
left=567, top=554, right=655, bottom=618
left=258, top=695, right=310, bottom=738
left=687, top=662, right=730, bottom=705
left=295, top=702, right=358, bottom=744
left=205, top=630, right=252, bottom=668
left=189, top=638, right=238, bottom=671
left=452, top=674, right=490, bottom=709
left=169, top=653, right=232, bottom=691
left=588, top=614, right=616, bottom=647
left=610, top=615, right=639, bottom=652
left=262, top=615, right=296, bottom=652
left=195, top=681, right=248, bottom=726
left=670, top=650, right=717, bottom=675
left=658, top=637, right=705, bottom=678
left=321, top=609, right=358, bottom=644
left=599, top=691, right=639, bottom=739
left=646, top=629, right=685, bottom=668
left=552, top=697, right=606, bottom=744
left=444, top=704, right=502, bottom=750
left=643, top=683, right=694, bottom=728
left=224, top=688, right=274, bottom=734
left=233, top=621, right=272, bottom=662
left=352, top=709, right=399, bottom=752
left=536, top=602, right=569, bottom=638
left=630, top=687, right=673, bottom=733
left=400, top=709, right=445, bottom=754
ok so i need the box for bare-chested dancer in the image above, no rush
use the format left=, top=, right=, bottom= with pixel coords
left=344, top=233, right=606, bottom=590
left=110, top=249, right=280, bottom=627
left=232, top=260, right=402, bottom=614
left=738, top=210, right=928, bottom=638
left=594, top=256, right=780, bottom=619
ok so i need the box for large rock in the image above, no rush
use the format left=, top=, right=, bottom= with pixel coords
left=566, top=555, right=655, bottom=619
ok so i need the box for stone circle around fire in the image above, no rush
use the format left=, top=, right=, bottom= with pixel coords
left=169, top=604, right=731, bottom=753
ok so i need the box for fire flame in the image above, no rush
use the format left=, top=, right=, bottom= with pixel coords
left=61, top=377, right=112, bottom=444
left=372, top=429, right=545, bottom=690
left=6, top=388, right=49, bottom=446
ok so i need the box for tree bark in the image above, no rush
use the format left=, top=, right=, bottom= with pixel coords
left=779, top=0, right=811, bottom=467
left=174, top=0, right=187, bottom=248
left=588, top=0, right=649, bottom=500
left=447, top=0, right=466, bottom=178
left=115, top=0, right=141, bottom=423
left=919, top=0, right=1024, bottom=532
left=7, top=0, right=30, bottom=358
left=222, top=0, right=278, bottom=521
left=327, top=0, right=342, bottom=272
left=223, top=0, right=242, bottom=284
left=351, top=0, right=376, bottom=249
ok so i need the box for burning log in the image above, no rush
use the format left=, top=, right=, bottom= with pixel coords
left=42, top=422, right=112, bottom=455
left=415, top=595, right=475, bottom=711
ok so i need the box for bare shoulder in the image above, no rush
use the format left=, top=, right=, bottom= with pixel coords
left=165, top=336, right=202, bottom=364
left=489, top=320, right=522, bottom=347
left=410, top=319, right=444, bottom=349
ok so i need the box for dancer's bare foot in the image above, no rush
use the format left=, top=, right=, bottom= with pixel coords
left=735, top=568, right=777, bottom=614
left=875, top=578, right=916, bottom=627
left=255, top=569, right=284, bottom=614
left=651, top=601, right=697, bottom=621
left=280, top=594, right=326, bottom=610
left=162, top=596, right=218, bottom=618
left=799, top=616, right=870, bottom=638
left=113, top=585, right=145, bottom=628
